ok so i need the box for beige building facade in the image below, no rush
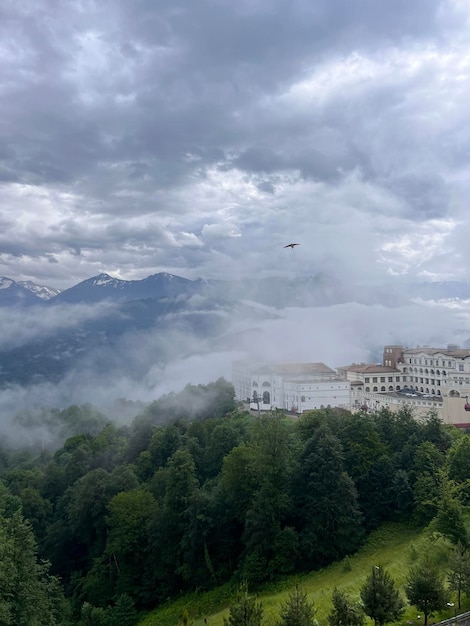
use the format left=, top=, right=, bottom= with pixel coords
left=339, top=344, right=470, bottom=427
left=232, top=344, right=470, bottom=427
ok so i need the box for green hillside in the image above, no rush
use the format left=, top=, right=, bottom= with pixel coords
left=137, top=521, right=464, bottom=626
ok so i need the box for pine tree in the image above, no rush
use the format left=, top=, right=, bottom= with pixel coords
left=0, top=505, right=69, bottom=626
left=448, top=543, right=470, bottom=609
left=277, top=585, right=316, bottom=626
left=110, top=593, right=137, bottom=626
left=224, top=584, right=263, bottom=626
left=328, top=588, right=364, bottom=626
left=360, top=566, right=405, bottom=626
left=406, top=557, right=449, bottom=626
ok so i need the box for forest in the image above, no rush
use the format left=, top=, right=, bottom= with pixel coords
left=1, top=377, right=470, bottom=625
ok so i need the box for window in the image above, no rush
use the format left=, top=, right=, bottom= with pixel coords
left=380, top=377, right=385, bottom=382
left=365, top=377, right=370, bottom=383
left=388, top=377, right=393, bottom=382
left=459, top=364, right=464, bottom=371
left=373, top=386, right=378, bottom=392
left=373, top=377, right=377, bottom=383
left=301, top=395, right=305, bottom=402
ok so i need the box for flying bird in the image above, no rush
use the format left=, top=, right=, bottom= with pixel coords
left=284, top=243, right=300, bottom=249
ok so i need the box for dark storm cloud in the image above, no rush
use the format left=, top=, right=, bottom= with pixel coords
left=0, top=0, right=468, bottom=285
left=0, top=0, right=443, bottom=189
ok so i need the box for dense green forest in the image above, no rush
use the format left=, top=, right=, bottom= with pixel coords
left=1, top=377, right=470, bottom=625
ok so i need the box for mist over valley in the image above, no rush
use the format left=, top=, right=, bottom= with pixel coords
left=1, top=270, right=470, bottom=442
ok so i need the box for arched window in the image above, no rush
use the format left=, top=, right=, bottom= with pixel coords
left=373, top=386, right=378, bottom=392
left=449, top=390, right=460, bottom=397
left=381, top=386, right=386, bottom=392
left=388, top=386, right=393, bottom=391
left=365, top=386, right=370, bottom=392
left=262, top=391, right=270, bottom=404
left=262, top=381, right=271, bottom=387
left=301, top=395, right=305, bottom=402
left=252, top=381, right=258, bottom=387
left=396, top=385, right=401, bottom=390
left=253, top=390, right=258, bottom=400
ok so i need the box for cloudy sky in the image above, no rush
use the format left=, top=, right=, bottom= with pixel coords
left=1, top=0, right=470, bottom=290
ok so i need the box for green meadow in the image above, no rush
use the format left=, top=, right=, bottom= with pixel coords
left=137, top=521, right=468, bottom=626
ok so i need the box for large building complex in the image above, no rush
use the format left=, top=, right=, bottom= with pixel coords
left=232, top=344, right=470, bottom=427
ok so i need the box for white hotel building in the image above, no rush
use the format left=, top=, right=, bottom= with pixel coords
left=232, top=360, right=350, bottom=413
left=232, top=344, right=470, bottom=427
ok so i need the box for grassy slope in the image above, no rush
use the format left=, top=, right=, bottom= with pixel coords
left=137, top=522, right=466, bottom=626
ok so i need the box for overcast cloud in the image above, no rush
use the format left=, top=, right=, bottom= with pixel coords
left=0, top=0, right=469, bottom=289
left=2, top=0, right=470, bottom=426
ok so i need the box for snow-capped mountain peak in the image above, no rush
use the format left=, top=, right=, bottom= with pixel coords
left=88, top=273, right=127, bottom=288
left=0, top=277, right=14, bottom=290
left=18, top=280, right=61, bottom=300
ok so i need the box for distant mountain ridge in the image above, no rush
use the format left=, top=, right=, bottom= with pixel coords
left=2, top=271, right=470, bottom=387
left=0, top=277, right=45, bottom=306
left=18, top=280, right=61, bottom=300
left=51, top=272, right=197, bottom=304
left=0, top=271, right=347, bottom=308
left=3, top=272, right=470, bottom=309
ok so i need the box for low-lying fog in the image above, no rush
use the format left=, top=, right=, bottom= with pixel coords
left=0, top=295, right=469, bottom=441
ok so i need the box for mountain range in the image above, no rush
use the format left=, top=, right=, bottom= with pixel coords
left=0, top=271, right=347, bottom=308
left=3, top=272, right=470, bottom=308
left=1, top=271, right=470, bottom=388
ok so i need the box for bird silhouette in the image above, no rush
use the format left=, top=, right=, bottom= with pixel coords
left=284, top=243, right=300, bottom=249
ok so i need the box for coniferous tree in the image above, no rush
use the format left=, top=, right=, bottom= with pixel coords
left=360, top=566, right=405, bottom=626
left=296, top=427, right=364, bottom=567
left=406, top=557, right=449, bottom=626
left=328, top=588, right=364, bottom=626
left=435, top=496, right=468, bottom=547
left=110, top=593, right=137, bottom=626
left=277, top=585, right=316, bottom=626
left=223, top=584, right=263, bottom=626
left=448, top=543, right=470, bottom=609
left=0, top=499, right=69, bottom=626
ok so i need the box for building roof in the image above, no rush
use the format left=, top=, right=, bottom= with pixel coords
left=405, top=347, right=470, bottom=358
left=284, top=377, right=344, bottom=384
left=233, top=360, right=336, bottom=377
left=270, top=362, right=335, bottom=375
left=338, top=364, right=399, bottom=373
